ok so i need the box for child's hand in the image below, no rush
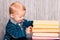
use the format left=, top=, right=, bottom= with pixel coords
left=26, top=26, right=32, bottom=34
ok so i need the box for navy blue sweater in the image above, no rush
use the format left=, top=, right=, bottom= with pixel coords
left=4, top=19, right=33, bottom=40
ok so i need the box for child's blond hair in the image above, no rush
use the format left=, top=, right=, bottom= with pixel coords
left=9, top=2, right=26, bottom=14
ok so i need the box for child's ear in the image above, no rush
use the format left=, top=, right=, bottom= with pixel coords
left=10, top=14, right=14, bottom=18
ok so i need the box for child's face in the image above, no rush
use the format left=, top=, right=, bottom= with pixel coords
left=10, top=9, right=26, bottom=23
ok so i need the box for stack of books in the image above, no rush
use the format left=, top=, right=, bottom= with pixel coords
left=32, top=20, right=59, bottom=39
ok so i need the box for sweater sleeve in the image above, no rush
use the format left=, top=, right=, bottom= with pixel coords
left=27, top=21, right=33, bottom=27
left=23, top=19, right=33, bottom=27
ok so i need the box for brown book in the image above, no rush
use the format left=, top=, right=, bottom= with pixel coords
left=32, top=28, right=59, bottom=32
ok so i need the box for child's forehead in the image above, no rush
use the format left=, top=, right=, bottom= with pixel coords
left=13, top=12, right=25, bottom=17
left=13, top=9, right=26, bottom=14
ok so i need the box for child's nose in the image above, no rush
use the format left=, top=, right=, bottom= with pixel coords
left=20, top=17, right=24, bottom=20
left=21, top=17, right=24, bottom=19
